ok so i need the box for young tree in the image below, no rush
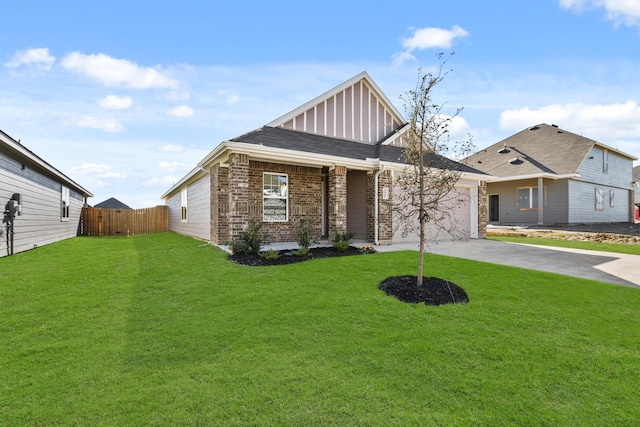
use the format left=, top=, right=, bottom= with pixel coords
left=394, top=53, right=475, bottom=286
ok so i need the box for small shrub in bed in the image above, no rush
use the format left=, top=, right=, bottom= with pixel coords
left=259, top=249, right=280, bottom=261
left=332, top=230, right=355, bottom=252
left=291, top=247, right=310, bottom=257
left=227, top=219, right=270, bottom=254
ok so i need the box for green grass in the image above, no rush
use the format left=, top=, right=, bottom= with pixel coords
left=1, top=232, right=639, bottom=425
left=488, top=235, right=640, bottom=255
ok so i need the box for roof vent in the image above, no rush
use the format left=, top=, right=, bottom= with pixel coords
left=498, top=144, right=510, bottom=154
left=509, top=157, right=523, bottom=165
left=529, top=125, right=540, bottom=131
left=551, top=124, right=558, bottom=128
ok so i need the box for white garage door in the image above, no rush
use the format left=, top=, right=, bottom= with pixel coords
left=392, top=186, right=471, bottom=243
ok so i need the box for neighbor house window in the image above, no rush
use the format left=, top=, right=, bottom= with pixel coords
left=61, top=186, right=70, bottom=221
left=609, top=189, right=615, bottom=208
left=595, top=188, right=605, bottom=211
left=517, top=186, right=546, bottom=210
left=603, top=150, right=609, bottom=173
left=181, top=188, right=188, bottom=222
left=263, top=173, right=288, bottom=221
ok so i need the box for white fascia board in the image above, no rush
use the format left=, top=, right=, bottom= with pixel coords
left=488, top=173, right=580, bottom=183
left=381, top=123, right=410, bottom=145
left=0, top=129, right=93, bottom=197
left=375, top=159, right=493, bottom=182
left=161, top=166, right=207, bottom=199
left=594, top=142, right=638, bottom=161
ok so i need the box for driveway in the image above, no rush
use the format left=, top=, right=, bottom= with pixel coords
left=374, top=239, right=640, bottom=288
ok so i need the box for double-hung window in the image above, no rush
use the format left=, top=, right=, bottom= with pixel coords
left=181, top=188, right=188, bottom=222
left=61, top=186, right=70, bottom=221
left=517, top=186, right=546, bottom=210
left=263, top=173, right=288, bottom=222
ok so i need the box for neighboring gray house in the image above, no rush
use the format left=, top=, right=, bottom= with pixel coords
left=0, top=129, right=92, bottom=257
left=634, top=165, right=640, bottom=221
left=162, top=72, right=489, bottom=245
left=94, top=197, right=131, bottom=209
left=467, top=124, right=637, bottom=225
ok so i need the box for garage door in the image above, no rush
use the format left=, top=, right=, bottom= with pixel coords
left=392, top=186, right=471, bottom=243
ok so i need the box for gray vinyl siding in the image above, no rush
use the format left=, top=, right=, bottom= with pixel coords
left=577, top=146, right=633, bottom=189
left=167, top=174, right=210, bottom=241
left=0, top=167, right=84, bottom=257
left=486, top=179, right=569, bottom=224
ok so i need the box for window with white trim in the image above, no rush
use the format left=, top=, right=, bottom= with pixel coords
left=181, top=188, right=188, bottom=222
left=517, top=186, right=546, bottom=210
left=595, top=188, right=605, bottom=211
left=61, top=186, right=70, bottom=221
left=263, top=173, right=288, bottom=222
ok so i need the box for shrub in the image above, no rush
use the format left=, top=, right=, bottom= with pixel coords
left=332, top=230, right=355, bottom=252
left=227, top=219, right=270, bottom=254
left=259, top=249, right=280, bottom=261
left=360, top=245, right=376, bottom=254
left=294, top=218, right=317, bottom=250
left=291, top=247, right=310, bottom=257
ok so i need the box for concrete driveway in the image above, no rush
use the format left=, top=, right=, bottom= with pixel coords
left=374, top=239, right=640, bottom=288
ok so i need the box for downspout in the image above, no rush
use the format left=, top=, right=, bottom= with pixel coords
left=374, top=164, right=386, bottom=245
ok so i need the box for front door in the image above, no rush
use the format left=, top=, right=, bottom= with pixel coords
left=489, top=194, right=500, bottom=222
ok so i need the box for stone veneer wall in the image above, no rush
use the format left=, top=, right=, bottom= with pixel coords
left=366, top=169, right=393, bottom=243
left=248, top=160, right=322, bottom=242
left=328, top=166, right=347, bottom=235
left=477, top=181, right=487, bottom=238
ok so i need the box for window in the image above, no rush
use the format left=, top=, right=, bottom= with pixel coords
left=517, top=186, right=546, bottom=210
left=609, top=189, right=615, bottom=208
left=181, top=188, right=188, bottom=222
left=263, top=173, right=288, bottom=221
left=61, top=186, right=70, bottom=221
left=595, top=188, right=605, bottom=211
left=603, top=150, right=609, bottom=173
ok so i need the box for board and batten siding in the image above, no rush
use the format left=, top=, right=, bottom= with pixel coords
left=166, top=174, right=210, bottom=241
left=0, top=162, right=84, bottom=257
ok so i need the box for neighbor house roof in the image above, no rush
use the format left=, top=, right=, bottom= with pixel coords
left=0, top=129, right=93, bottom=198
left=94, top=197, right=131, bottom=209
left=467, top=123, right=637, bottom=181
left=633, top=165, right=640, bottom=182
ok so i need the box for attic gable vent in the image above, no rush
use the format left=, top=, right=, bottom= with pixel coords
left=509, top=157, right=523, bottom=165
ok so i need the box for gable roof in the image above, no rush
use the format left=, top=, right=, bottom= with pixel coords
left=467, top=123, right=637, bottom=181
left=94, top=197, right=131, bottom=209
left=0, top=129, right=92, bottom=198
left=267, top=71, right=407, bottom=145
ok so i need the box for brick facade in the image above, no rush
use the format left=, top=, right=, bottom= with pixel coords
left=366, top=169, right=393, bottom=243
left=328, top=165, right=347, bottom=235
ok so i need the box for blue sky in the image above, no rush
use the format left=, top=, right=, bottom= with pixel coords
left=1, top=0, right=639, bottom=208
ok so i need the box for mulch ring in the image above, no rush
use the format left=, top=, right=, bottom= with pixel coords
left=228, top=246, right=363, bottom=266
left=378, top=275, right=469, bottom=306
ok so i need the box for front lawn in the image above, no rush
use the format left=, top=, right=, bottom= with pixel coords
left=1, top=232, right=639, bottom=425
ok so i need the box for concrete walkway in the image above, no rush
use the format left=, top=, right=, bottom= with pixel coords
left=373, top=239, right=640, bottom=288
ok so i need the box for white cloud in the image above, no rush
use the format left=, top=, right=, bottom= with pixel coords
left=4, top=48, right=55, bottom=70
left=158, top=161, right=192, bottom=172
left=159, top=144, right=184, bottom=152
left=394, top=26, right=469, bottom=66
left=74, top=116, right=125, bottom=133
left=143, top=175, right=180, bottom=187
left=69, top=163, right=127, bottom=179
left=98, top=95, right=133, bottom=110
left=499, top=101, right=640, bottom=140
left=61, top=52, right=178, bottom=88
left=225, top=94, right=241, bottom=105
left=166, top=104, right=194, bottom=117
left=560, top=0, right=640, bottom=27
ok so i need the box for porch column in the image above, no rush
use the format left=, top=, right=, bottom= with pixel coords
left=210, top=163, right=229, bottom=244
left=328, top=165, right=347, bottom=235
left=228, top=153, right=250, bottom=241
left=538, top=177, right=544, bottom=225
left=477, top=181, right=488, bottom=238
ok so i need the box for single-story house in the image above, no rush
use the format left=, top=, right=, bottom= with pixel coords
left=0, top=129, right=92, bottom=257
left=94, top=197, right=131, bottom=209
left=162, top=72, right=489, bottom=245
left=466, top=124, right=637, bottom=225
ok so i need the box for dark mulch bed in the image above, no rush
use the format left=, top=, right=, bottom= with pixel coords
left=378, top=275, right=469, bottom=306
left=228, top=246, right=363, bottom=266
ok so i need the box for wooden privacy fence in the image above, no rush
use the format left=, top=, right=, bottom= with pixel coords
left=81, top=206, right=168, bottom=237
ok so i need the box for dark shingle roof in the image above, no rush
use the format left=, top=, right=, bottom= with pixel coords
left=94, top=197, right=131, bottom=209
left=230, top=126, right=485, bottom=175
left=467, top=124, right=610, bottom=178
